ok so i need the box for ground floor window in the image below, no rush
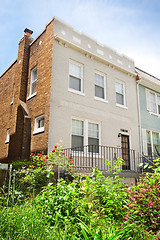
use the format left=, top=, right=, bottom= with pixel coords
left=146, top=130, right=160, bottom=156
left=71, top=118, right=100, bottom=152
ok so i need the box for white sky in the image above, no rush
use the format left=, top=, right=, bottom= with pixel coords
left=1, top=0, right=160, bottom=78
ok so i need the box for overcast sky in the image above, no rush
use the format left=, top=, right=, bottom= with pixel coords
left=1, top=0, right=160, bottom=78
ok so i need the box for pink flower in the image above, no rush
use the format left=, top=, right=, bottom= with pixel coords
left=79, top=174, right=81, bottom=176
left=52, top=149, right=55, bottom=153
left=46, top=155, right=48, bottom=159
left=56, top=151, right=59, bottom=154
left=43, top=159, right=46, bottom=162
left=71, top=161, right=74, bottom=164
left=54, top=146, right=57, bottom=148
left=30, top=153, right=33, bottom=156
left=74, top=166, right=76, bottom=169
left=62, top=152, right=65, bottom=155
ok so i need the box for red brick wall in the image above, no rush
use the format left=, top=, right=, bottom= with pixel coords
left=0, top=19, right=55, bottom=163
left=26, top=20, right=54, bottom=154
left=0, top=62, right=17, bottom=162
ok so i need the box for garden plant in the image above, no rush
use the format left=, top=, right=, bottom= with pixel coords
left=0, top=146, right=159, bottom=239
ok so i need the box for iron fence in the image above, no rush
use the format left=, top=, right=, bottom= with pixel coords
left=62, top=145, right=136, bottom=173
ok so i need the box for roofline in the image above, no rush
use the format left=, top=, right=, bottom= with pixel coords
left=135, top=67, right=160, bottom=81
left=0, top=60, right=17, bottom=78
left=30, top=17, right=55, bottom=46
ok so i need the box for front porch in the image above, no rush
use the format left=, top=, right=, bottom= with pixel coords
left=62, top=145, right=158, bottom=184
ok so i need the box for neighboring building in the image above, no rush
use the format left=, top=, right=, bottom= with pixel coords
left=0, top=17, right=140, bottom=177
left=136, top=67, right=160, bottom=158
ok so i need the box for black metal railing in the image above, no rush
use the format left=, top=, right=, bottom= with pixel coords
left=137, top=153, right=160, bottom=172
left=62, top=145, right=136, bottom=173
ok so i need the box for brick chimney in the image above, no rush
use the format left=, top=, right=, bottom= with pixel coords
left=24, top=28, right=33, bottom=37
left=8, top=28, right=33, bottom=162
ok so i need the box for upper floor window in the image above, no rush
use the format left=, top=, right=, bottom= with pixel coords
left=33, top=114, right=45, bottom=135
left=30, top=66, right=37, bottom=96
left=11, top=83, right=15, bottom=105
left=147, top=90, right=160, bottom=115
left=115, top=81, right=125, bottom=106
left=5, top=128, right=10, bottom=144
left=69, top=60, right=83, bottom=93
left=94, top=72, right=106, bottom=100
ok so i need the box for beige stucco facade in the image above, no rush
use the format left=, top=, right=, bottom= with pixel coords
left=48, top=18, right=140, bottom=157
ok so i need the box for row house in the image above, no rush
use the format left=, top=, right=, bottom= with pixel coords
left=2, top=17, right=157, bottom=182
left=136, top=68, right=160, bottom=161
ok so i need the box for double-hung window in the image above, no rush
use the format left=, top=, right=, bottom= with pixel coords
left=71, top=119, right=84, bottom=150
left=115, top=81, right=125, bottom=106
left=147, top=90, right=160, bottom=115
left=95, top=72, right=106, bottom=100
left=71, top=119, right=100, bottom=152
left=33, top=114, right=45, bottom=134
left=88, top=122, right=99, bottom=153
left=69, top=60, right=83, bottom=93
left=150, top=92, right=157, bottom=113
left=152, top=132, right=160, bottom=154
left=30, top=66, right=37, bottom=96
left=146, top=130, right=160, bottom=156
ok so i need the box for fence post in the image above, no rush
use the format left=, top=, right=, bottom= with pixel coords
left=7, top=164, right=12, bottom=206
left=12, top=169, right=16, bottom=204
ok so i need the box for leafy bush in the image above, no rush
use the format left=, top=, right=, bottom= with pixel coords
left=125, top=159, right=160, bottom=233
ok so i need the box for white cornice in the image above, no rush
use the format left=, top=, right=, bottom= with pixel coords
left=54, top=35, right=136, bottom=77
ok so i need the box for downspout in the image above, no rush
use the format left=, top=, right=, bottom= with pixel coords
left=136, top=73, right=142, bottom=156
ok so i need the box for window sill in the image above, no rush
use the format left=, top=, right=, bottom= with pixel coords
left=68, top=88, right=85, bottom=96
left=94, top=97, right=108, bottom=103
left=116, top=104, right=128, bottom=109
left=148, top=111, right=160, bottom=117
left=27, top=92, right=36, bottom=100
left=33, top=128, right=44, bottom=135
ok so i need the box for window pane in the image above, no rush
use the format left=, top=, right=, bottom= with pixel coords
left=31, top=81, right=37, bottom=95
left=69, top=76, right=81, bottom=91
left=88, top=138, right=99, bottom=153
left=116, top=93, right=124, bottom=105
left=95, top=73, right=104, bottom=87
left=69, top=62, right=81, bottom=79
left=95, top=85, right=104, bottom=99
left=116, top=82, right=123, bottom=94
left=150, top=93, right=157, bottom=113
left=32, top=68, right=37, bottom=82
left=146, top=131, right=151, bottom=144
left=152, top=132, right=160, bottom=154
left=72, top=119, right=83, bottom=136
left=88, top=123, right=99, bottom=138
left=72, top=135, right=83, bottom=149
left=152, top=132, right=159, bottom=145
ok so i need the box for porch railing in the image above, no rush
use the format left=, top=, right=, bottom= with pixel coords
left=62, top=145, right=136, bottom=173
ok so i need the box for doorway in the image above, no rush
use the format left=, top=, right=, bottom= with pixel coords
left=121, top=134, right=130, bottom=170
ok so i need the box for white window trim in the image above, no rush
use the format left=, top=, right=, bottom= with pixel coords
left=28, top=66, right=37, bottom=99
left=68, top=59, right=84, bottom=94
left=146, top=89, right=160, bottom=116
left=33, top=114, right=45, bottom=135
left=71, top=117, right=101, bottom=147
left=5, top=129, right=10, bottom=144
left=94, top=70, right=107, bottom=101
left=115, top=80, right=126, bottom=107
